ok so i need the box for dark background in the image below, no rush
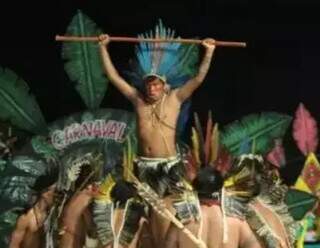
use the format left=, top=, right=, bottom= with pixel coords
left=0, top=0, right=320, bottom=183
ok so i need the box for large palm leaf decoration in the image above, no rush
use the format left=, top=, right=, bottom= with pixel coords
left=0, top=210, right=19, bottom=247
left=221, top=112, right=292, bottom=156
left=0, top=68, right=47, bottom=134
left=0, top=156, right=48, bottom=211
left=62, top=10, right=107, bottom=110
left=0, top=175, right=36, bottom=210
left=285, top=188, right=317, bottom=221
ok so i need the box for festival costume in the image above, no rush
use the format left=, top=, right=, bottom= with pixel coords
left=224, top=154, right=299, bottom=248
left=134, top=155, right=186, bottom=197
left=97, top=20, right=203, bottom=246
left=134, top=154, right=200, bottom=222
left=126, top=20, right=201, bottom=224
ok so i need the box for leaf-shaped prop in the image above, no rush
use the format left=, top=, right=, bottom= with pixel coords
left=285, top=188, right=317, bottom=221
left=266, top=139, right=286, bottom=168
left=9, top=156, right=47, bottom=177
left=238, top=137, right=252, bottom=155
left=295, top=153, right=320, bottom=193
left=0, top=176, right=36, bottom=207
left=0, top=159, right=7, bottom=173
left=62, top=10, right=107, bottom=109
left=0, top=68, right=46, bottom=134
left=221, top=112, right=292, bottom=156
left=31, top=136, right=58, bottom=162
left=0, top=210, right=19, bottom=248
left=293, top=103, right=318, bottom=156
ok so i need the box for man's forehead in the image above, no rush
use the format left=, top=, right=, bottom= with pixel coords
left=144, top=73, right=166, bottom=83
left=146, top=80, right=163, bottom=85
left=145, top=77, right=165, bottom=85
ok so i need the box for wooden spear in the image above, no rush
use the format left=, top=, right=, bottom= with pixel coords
left=127, top=170, right=207, bottom=248
left=55, top=35, right=246, bottom=48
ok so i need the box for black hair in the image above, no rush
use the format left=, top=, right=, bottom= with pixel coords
left=193, top=167, right=223, bottom=199
left=31, top=169, right=58, bottom=193
left=25, top=168, right=58, bottom=212
left=110, top=180, right=137, bottom=207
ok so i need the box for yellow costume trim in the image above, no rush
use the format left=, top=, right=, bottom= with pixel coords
left=294, top=152, right=320, bottom=193
left=224, top=176, right=235, bottom=187
left=96, top=174, right=116, bottom=201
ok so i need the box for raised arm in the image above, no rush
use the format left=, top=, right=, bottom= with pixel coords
left=98, top=35, right=139, bottom=103
left=175, top=38, right=216, bottom=102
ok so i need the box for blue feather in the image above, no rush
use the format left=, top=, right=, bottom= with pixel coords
left=176, top=99, right=191, bottom=141
left=131, top=19, right=199, bottom=89
left=238, top=138, right=252, bottom=154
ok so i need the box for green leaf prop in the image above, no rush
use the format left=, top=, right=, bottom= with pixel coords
left=9, top=156, right=47, bottom=177
left=31, top=136, right=59, bottom=162
left=62, top=10, right=107, bottom=110
left=0, top=210, right=19, bottom=247
left=285, top=189, right=317, bottom=221
left=0, top=176, right=36, bottom=206
left=176, top=43, right=199, bottom=77
left=221, top=112, right=291, bottom=156
left=0, top=68, right=47, bottom=134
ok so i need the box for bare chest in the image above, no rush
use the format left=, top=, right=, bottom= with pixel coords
left=136, top=98, right=180, bottom=129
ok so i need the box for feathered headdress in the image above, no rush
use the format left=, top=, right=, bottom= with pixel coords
left=128, top=19, right=199, bottom=90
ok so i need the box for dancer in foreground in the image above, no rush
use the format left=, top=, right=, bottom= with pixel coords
left=98, top=20, right=216, bottom=245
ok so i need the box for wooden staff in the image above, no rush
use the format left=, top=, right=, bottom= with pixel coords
left=127, top=170, right=207, bottom=248
left=55, top=35, right=246, bottom=48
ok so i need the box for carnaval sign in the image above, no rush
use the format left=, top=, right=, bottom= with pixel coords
left=51, top=119, right=126, bottom=150
left=49, top=109, right=136, bottom=150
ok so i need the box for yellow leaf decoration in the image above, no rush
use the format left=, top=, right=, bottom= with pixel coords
left=191, top=127, right=200, bottom=167
left=123, top=136, right=135, bottom=182
left=294, top=153, right=320, bottom=193
left=209, top=123, right=219, bottom=165
left=96, top=174, right=116, bottom=202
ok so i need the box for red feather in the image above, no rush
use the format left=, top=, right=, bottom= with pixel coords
left=184, top=149, right=198, bottom=181
left=293, top=103, right=318, bottom=156
left=204, top=110, right=213, bottom=165
left=214, top=147, right=232, bottom=175
left=266, top=139, right=286, bottom=168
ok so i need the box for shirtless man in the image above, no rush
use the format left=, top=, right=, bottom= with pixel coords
left=164, top=167, right=262, bottom=248
left=110, top=179, right=149, bottom=248
left=59, top=184, right=99, bottom=248
left=227, top=154, right=297, bottom=248
left=98, top=36, right=215, bottom=159
left=9, top=184, right=56, bottom=248
left=59, top=177, right=146, bottom=248
left=165, top=205, right=262, bottom=248
left=98, top=29, right=215, bottom=245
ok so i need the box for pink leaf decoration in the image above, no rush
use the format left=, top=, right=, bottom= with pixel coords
left=293, top=103, right=318, bottom=156
left=266, top=139, right=286, bottom=168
